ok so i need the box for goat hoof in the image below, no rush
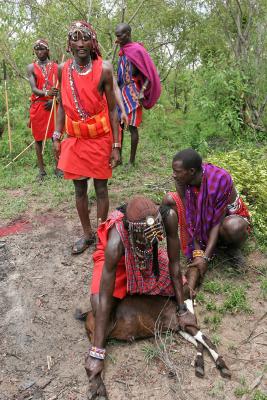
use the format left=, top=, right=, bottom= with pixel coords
left=194, top=355, right=204, bottom=378
left=87, top=391, right=108, bottom=400
left=87, top=386, right=108, bottom=400
left=219, top=367, right=231, bottom=379
left=195, top=365, right=204, bottom=378
left=216, top=356, right=231, bottom=379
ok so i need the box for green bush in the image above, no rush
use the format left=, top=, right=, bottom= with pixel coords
left=208, top=148, right=267, bottom=250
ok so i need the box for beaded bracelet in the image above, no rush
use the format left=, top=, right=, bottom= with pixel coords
left=112, top=142, right=121, bottom=149
left=192, top=249, right=205, bottom=258
left=52, top=131, right=62, bottom=141
left=89, top=346, right=106, bottom=360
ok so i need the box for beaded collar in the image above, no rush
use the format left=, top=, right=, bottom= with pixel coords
left=128, top=212, right=165, bottom=270
left=36, top=60, right=53, bottom=90
left=68, top=59, right=92, bottom=121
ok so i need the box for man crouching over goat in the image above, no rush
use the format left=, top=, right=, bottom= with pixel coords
left=84, top=195, right=230, bottom=399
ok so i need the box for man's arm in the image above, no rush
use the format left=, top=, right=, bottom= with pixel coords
left=85, top=226, right=124, bottom=381
left=165, top=209, right=184, bottom=306
left=113, top=77, right=128, bottom=127
left=131, top=63, right=150, bottom=99
left=27, top=63, right=58, bottom=98
left=53, top=63, right=66, bottom=161
left=165, top=209, right=197, bottom=330
left=162, top=194, right=177, bottom=214
left=93, top=226, right=124, bottom=348
left=100, top=61, right=120, bottom=167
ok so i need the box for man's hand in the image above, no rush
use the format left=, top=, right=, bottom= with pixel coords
left=85, top=355, right=104, bottom=380
left=121, top=112, right=128, bottom=128
left=85, top=355, right=107, bottom=398
left=178, top=310, right=198, bottom=332
left=109, top=148, right=120, bottom=168
left=187, top=257, right=208, bottom=277
left=44, top=100, right=53, bottom=111
left=53, top=139, right=61, bottom=162
left=47, top=87, right=59, bottom=97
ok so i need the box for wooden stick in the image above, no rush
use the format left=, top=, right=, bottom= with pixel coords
left=4, top=140, right=35, bottom=169
left=3, top=60, right=12, bottom=153
left=42, top=96, right=56, bottom=155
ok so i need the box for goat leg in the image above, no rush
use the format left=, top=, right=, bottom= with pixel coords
left=193, top=331, right=231, bottom=379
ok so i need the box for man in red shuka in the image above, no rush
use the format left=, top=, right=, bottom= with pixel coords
left=27, top=39, right=60, bottom=180
left=53, top=21, right=120, bottom=255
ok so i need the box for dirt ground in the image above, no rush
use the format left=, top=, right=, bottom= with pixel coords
left=0, top=207, right=266, bottom=400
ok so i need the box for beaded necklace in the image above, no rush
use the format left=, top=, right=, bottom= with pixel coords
left=73, top=59, right=92, bottom=75
left=37, top=60, right=53, bottom=90
left=68, top=59, right=92, bottom=121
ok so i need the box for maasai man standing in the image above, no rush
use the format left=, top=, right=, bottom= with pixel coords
left=163, top=148, right=250, bottom=297
left=53, top=21, right=120, bottom=254
left=27, top=39, right=59, bottom=180
left=85, top=196, right=197, bottom=396
left=115, top=23, right=161, bottom=166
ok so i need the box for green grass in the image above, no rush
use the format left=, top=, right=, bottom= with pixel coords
left=0, top=103, right=267, bottom=253
left=141, top=343, right=160, bottom=363
left=260, top=277, right=267, bottom=300
left=220, top=287, right=252, bottom=314
left=252, top=391, right=267, bottom=400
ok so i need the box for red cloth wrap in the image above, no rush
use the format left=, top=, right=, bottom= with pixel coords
left=29, top=62, right=58, bottom=141
left=91, top=211, right=127, bottom=299
left=58, top=58, right=112, bottom=179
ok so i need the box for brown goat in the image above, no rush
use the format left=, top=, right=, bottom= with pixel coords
left=79, top=295, right=231, bottom=400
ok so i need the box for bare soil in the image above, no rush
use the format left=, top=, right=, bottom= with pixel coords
left=0, top=207, right=266, bottom=400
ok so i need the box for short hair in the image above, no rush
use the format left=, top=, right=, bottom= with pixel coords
left=115, top=23, right=131, bottom=34
left=173, top=148, right=202, bottom=171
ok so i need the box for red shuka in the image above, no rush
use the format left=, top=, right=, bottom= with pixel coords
left=58, top=58, right=113, bottom=180
left=29, top=62, right=58, bottom=141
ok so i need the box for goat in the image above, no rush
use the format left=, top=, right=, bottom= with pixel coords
left=77, top=295, right=231, bottom=399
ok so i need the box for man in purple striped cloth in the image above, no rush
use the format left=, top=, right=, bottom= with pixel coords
left=115, top=23, right=161, bottom=166
left=163, top=148, right=250, bottom=296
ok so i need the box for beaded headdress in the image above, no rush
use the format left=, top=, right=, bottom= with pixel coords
left=33, top=39, right=49, bottom=50
left=67, top=21, right=101, bottom=58
left=126, top=196, right=165, bottom=275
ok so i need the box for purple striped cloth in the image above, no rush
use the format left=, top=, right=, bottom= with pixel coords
left=185, top=163, right=233, bottom=259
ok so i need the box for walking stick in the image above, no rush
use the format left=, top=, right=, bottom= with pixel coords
left=4, top=140, right=35, bottom=169
left=41, top=89, right=57, bottom=155
left=3, top=60, right=12, bottom=153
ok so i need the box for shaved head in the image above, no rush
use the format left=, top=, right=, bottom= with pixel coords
left=115, top=23, right=131, bottom=34
left=115, top=23, right=132, bottom=47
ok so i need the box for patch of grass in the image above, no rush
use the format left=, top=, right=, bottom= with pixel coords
left=208, top=380, right=225, bottom=399
left=260, top=277, right=267, bottom=300
left=234, top=386, right=249, bottom=397
left=252, top=390, right=267, bottom=400
left=195, top=292, right=206, bottom=304
left=141, top=343, right=160, bottom=363
left=203, top=280, right=234, bottom=294
left=204, top=314, right=222, bottom=331
left=205, top=299, right=218, bottom=311
left=211, top=334, right=221, bottom=346
left=220, top=287, right=252, bottom=314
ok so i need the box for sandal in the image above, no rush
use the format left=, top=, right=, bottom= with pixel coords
left=71, top=235, right=96, bottom=255
left=37, top=170, right=47, bottom=182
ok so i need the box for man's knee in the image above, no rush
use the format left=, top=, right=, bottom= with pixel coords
left=220, top=216, right=248, bottom=244
left=129, top=125, right=138, bottom=138
left=73, top=179, right=87, bottom=199
left=94, top=180, right=108, bottom=199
